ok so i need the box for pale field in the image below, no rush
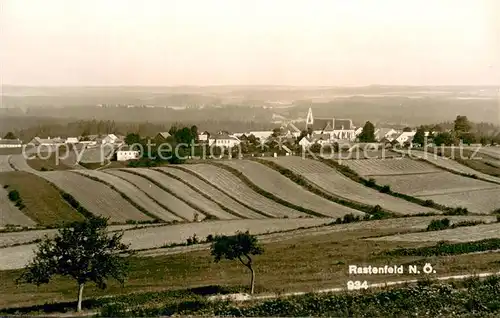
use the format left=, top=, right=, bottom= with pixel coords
left=0, top=218, right=336, bottom=270
left=133, top=168, right=234, bottom=220
left=374, top=172, right=499, bottom=196
left=156, top=167, right=262, bottom=219
left=342, top=158, right=440, bottom=176
left=74, top=170, right=178, bottom=222
left=418, top=188, right=500, bottom=214
left=219, top=160, right=361, bottom=218
left=371, top=222, right=500, bottom=242
left=104, top=169, right=200, bottom=221
left=40, top=171, right=151, bottom=222
left=0, top=186, right=36, bottom=227
left=263, top=156, right=438, bottom=215
left=0, top=156, right=14, bottom=172
left=181, top=164, right=306, bottom=218
left=0, top=224, right=162, bottom=247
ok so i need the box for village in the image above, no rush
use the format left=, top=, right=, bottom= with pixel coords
left=0, top=107, right=462, bottom=164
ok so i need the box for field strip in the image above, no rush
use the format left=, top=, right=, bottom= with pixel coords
left=263, top=156, right=438, bottom=215
left=73, top=170, right=173, bottom=221
left=369, top=222, right=500, bottom=242
left=219, top=160, right=361, bottom=218
left=7, top=155, right=38, bottom=173
left=395, top=149, right=500, bottom=185
left=155, top=167, right=259, bottom=219
left=0, top=223, right=166, bottom=247
left=0, top=156, right=15, bottom=172
left=0, top=186, right=36, bottom=227
left=104, top=169, right=197, bottom=221
left=0, top=218, right=334, bottom=270
left=159, top=167, right=262, bottom=219
left=130, top=168, right=234, bottom=220
left=180, top=164, right=306, bottom=218
left=342, top=158, right=440, bottom=176
left=40, top=171, right=151, bottom=222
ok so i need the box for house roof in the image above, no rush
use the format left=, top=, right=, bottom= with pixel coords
left=157, top=132, right=171, bottom=139
left=312, top=133, right=330, bottom=140
left=0, top=139, right=22, bottom=145
left=312, top=118, right=353, bottom=131
left=30, top=137, right=65, bottom=144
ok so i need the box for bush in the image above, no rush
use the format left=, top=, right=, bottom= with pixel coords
left=8, top=190, right=20, bottom=202
left=380, top=185, right=391, bottom=193
left=186, top=234, right=199, bottom=246
left=364, top=178, right=377, bottom=187
left=40, top=167, right=48, bottom=171
left=3, top=184, right=8, bottom=189
left=497, top=215, right=500, bottom=223
left=427, top=218, right=451, bottom=231
left=444, top=207, right=469, bottom=216
left=423, top=199, right=435, bottom=207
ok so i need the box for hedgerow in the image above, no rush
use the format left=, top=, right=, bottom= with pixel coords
left=385, top=238, right=500, bottom=257
left=95, top=277, right=500, bottom=317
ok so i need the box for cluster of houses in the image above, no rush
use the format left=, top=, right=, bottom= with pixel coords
left=0, top=107, right=438, bottom=161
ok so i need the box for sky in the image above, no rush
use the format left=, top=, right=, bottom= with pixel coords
left=1, top=0, right=499, bottom=86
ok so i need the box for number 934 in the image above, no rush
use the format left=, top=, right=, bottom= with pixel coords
left=347, top=280, right=369, bottom=290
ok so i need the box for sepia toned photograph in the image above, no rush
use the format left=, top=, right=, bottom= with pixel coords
left=0, top=0, right=499, bottom=316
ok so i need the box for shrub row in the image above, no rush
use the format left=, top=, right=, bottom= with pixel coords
left=252, top=159, right=394, bottom=219
left=6, top=188, right=26, bottom=210
left=97, top=276, right=500, bottom=317
left=60, top=192, right=94, bottom=219
left=385, top=238, right=500, bottom=257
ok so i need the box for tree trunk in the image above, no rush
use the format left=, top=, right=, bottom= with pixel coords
left=249, top=266, right=255, bottom=295
left=77, top=283, right=84, bottom=312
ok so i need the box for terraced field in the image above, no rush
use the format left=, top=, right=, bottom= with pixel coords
left=180, top=164, right=308, bottom=218
left=342, top=158, right=440, bottom=176
left=417, top=188, right=500, bottom=214
left=132, top=168, right=237, bottom=220
left=263, top=157, right=437, bottom=215
left=373, top=172, right=499, bottom=214
left=0, top=186, right=35, bottom=227
left=404, top=150, right=500, bottom=184
left=79, top=145, right=115, bottom=163
left=74, top=170, right=179, bottom=222
left=0, top=218, right=335, bottom=270
left=156, top=167, right=263, bottom=219
left=372, top=222, right=500, bottom=243
left=0, top=171, right=84, bottom=226
left=0, top=156, right=14, bottom=172
left=40, top=171, right=151, bottom=222
left=219, top=160, right=361, bottom=218
left=374, top=172, right=499, bottom=196
left=7, top=155, right=36, bottom=173
left=104, top=169, right=200, bottom=221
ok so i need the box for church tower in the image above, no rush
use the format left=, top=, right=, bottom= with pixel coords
left=305, top=107, right=314, bottom=129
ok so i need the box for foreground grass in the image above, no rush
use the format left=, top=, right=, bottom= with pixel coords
left=0, top=171, right=85, bottom=226
left=1, top=228, right=500, bottom=311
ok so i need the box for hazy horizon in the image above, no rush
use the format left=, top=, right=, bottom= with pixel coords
left=1, top=0, right=499, bottom=87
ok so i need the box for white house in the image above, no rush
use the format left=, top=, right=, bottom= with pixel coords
left=198, top=131, right=209, bottom=142
left=101, top=134, right=120, bottom=145
left=65, top=137, right=79, bottom=144
left=29, top=137, right=65, bottom=146
left=395, top=132, right=416, bottom=145
left=208, top=133, right=241, bottom=148
left=0, top=139, right=22, bottom=148
left=298, top=136, right=314, bottom=149
left=116, top=146, right=140, bottom=161
left=375, top=128, right=398, bottom=141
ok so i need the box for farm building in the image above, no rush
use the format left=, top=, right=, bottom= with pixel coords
left=101, top=134, right=122, bottom=145
left=395, top=132, right=416, bottom=145
left=305, top=107, right=356, bottom=141
left=28, top=137, right=65, bottom=146
left=65, top=137, right=80, bottom=144
left=375, top=128, right=399, bottom=141
left=0, top=139, right=22, bottom=148
left=116, top=146, right=140, bottom=161
left=208, top=133, right=241, bottom=148
left=198, top=131, right=210, bottom=142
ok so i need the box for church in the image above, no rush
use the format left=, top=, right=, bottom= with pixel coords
left=305, top=107, right=356, bottom=141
